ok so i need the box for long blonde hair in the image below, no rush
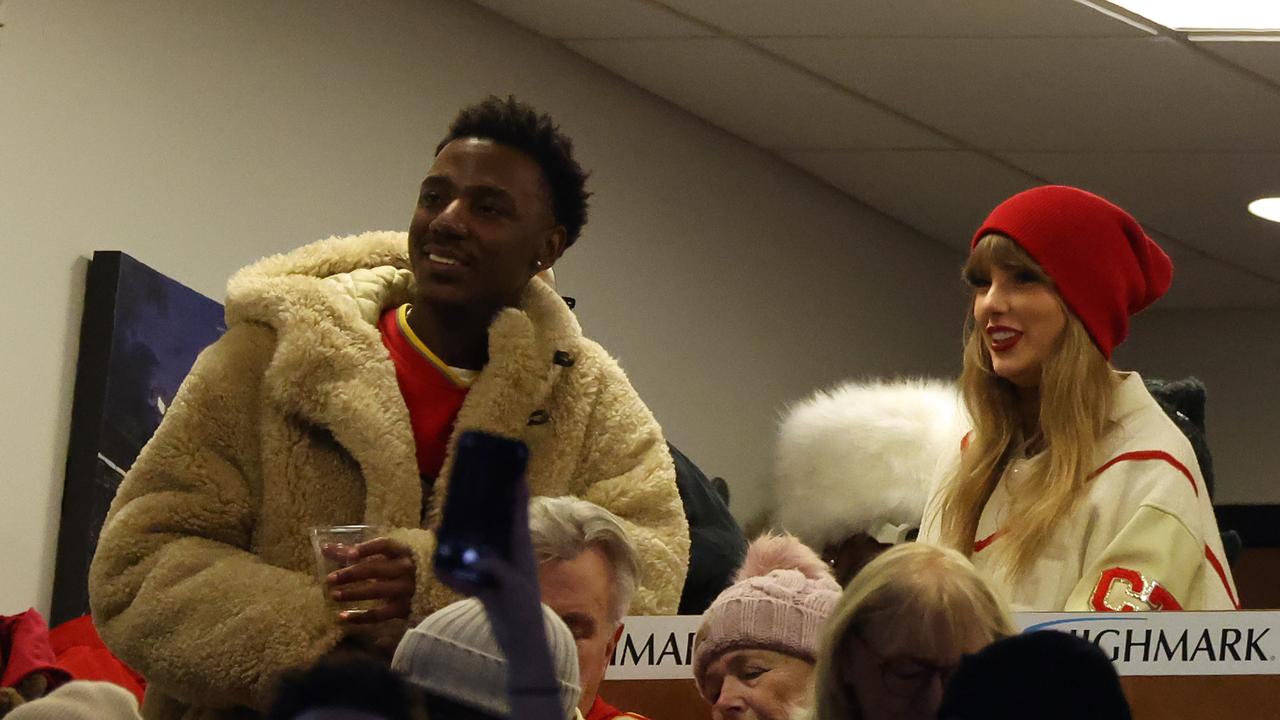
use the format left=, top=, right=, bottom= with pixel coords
left=812, top=543, right=1015, bottom=720
left=934, top=235, right=1115, bottom=581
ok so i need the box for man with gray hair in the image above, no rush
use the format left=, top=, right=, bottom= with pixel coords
left=529, top=496, right=647, bottom=720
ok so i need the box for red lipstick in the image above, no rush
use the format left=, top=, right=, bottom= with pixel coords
left=986, top=325, right=1022, bottom=352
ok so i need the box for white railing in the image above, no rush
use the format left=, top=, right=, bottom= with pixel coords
left=608, top=612, right=1280, bottom=680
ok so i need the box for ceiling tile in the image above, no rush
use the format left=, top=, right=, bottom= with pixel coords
left=1004, top=151, right=1280, bottom=292
left=472, top=0, right=711, bottom=39
left=761, top=36, right=1280, bottom=152
left=657, top=0, right=1149, bottom=38
left=784, top=149, right=1040, bottom=250
left=565, top=38, right=952, bottom=150
left=1152, top=253, right=1280, bottom=308
left=1198, top=41, right=1280, bottom=87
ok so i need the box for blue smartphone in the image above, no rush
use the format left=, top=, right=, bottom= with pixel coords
left=433, top=430, right=529, bottom=585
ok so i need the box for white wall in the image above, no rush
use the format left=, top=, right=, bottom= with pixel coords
left=0, top=0, right=968, bottom=617
left=1118, top=309, right=1280, bottom=505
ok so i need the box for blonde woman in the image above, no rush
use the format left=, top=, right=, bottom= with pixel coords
left=812, top=543, right=1014, bottom=720
left=921, top=185, right=1238, bottom=612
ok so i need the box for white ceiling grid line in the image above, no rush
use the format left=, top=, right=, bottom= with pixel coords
left=654, top=0, right=1154, bottom=38
left=563, top=37, right=955, bottom=151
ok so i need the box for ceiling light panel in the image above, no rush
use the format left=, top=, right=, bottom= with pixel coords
left=1249, top=198, right=1280, bottom=223
left=1104, top=1, right=1280, bottom=31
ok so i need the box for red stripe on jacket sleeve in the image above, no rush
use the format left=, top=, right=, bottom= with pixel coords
left=974, top=529, right=1004, bottom=553
left=1204, top=546, right=1241, bottom=609
left=1091, top=450, right=1198, bottom=497
left=969, top=450, right=1200, bottom=557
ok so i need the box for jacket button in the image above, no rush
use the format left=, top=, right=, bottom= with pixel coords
left=553, top=350, right=574, bottom=367
left=528, top=410, right=550, bottom=426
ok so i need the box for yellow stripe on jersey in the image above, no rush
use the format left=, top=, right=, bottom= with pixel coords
left=396, top=304, right=468, bottom=388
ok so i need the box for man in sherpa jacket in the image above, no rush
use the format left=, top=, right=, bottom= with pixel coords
left=89, top=96, right=689, bottom=720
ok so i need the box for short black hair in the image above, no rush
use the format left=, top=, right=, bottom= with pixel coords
left=437, top=95, right=591, bottom=248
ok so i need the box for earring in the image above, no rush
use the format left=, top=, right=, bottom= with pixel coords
left=534, top=260, right=544, bottom=269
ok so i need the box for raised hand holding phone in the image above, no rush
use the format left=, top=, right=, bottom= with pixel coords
left=433, top=430, right=563, bottom=720
left=434, top=430, right=529, bottom=589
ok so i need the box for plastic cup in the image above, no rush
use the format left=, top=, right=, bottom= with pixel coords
left=310, top=524, right=384, bottom=613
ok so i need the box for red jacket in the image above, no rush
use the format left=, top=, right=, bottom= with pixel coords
left=585, top=695, right=651, bottom=720
left=48, top=615, right=145, bottom=705
left=1, top=609, right=70, bottom=691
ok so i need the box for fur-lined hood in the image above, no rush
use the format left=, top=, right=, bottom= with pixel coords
left=220, top=231, right=586, bottom=478
left=774, top=378, right=967, bottom=550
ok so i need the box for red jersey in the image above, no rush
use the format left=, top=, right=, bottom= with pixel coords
left=378, top=305, right=471, bottom=481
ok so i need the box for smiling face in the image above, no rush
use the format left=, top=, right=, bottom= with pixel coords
left=701, top=649, right=814, bottom=720
left=967, top=235, right=1068, bottom=389
left=408, top=138, right=566, bottom=312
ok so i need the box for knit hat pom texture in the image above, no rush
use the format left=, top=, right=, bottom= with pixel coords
left=692, top=534, right=840, bottom=691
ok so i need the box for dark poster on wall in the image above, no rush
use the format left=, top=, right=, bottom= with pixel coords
left=50, top=252, right=226, bottom=626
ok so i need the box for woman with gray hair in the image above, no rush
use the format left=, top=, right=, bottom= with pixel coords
left=528, top=496, right=646, bottom=720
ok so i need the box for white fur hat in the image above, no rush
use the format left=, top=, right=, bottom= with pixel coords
left=774, top=378, right=967, bottom=550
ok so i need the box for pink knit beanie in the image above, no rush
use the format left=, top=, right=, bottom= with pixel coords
left=692, top=534, right=841, bottom=691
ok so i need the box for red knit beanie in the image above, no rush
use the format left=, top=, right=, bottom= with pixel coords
left=972, top=185, right=1173, bottom=359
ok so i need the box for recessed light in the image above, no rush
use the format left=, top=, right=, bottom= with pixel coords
left=1103, top=1, right=1280, bottom=32
left=1247, top=197, right=1280, bottom=223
